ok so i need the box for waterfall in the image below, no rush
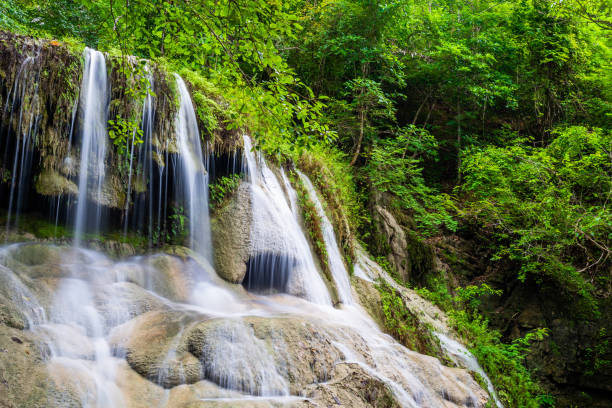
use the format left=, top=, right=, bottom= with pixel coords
left=124, top=67, right=156, bottom=242
left=74, top=48, right=109, bottom=245
left=436, top=333, right=504, bottom=408
left=3, top=54, right=41, bottom=234
left=0, top=43, right=495, bottom=408
left=242, top=135, right=332, bottom=305
left=174, top=74, right=212, bottom=261
left=298, top=171, right=354, bottom=305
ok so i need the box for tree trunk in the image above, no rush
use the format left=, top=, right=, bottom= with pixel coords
left=350, top=107, right=365, bottom=166
left=457, top=100, right=462, bottom=184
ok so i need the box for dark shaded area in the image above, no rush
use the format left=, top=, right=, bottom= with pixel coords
left=242, top=252, right=295, bottom=294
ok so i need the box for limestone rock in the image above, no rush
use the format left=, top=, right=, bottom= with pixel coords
left=305, top=362, right=400, bottom=408
left=211, top=182, right=252, bottom=283
left=0, top=325, right=82, bottom=408
left=375, top=205, right=409, bottom=278
left=34, top=170, right=78, bottom=196
left=109, top=310, right=204, bottom=388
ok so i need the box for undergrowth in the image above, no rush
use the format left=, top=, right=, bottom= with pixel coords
left=416, top=281, right=553, bottom=407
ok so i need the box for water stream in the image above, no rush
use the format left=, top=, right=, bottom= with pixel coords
left=298, top=171, right=353, bottom=305
left=74, top=48, right=109, bottom=245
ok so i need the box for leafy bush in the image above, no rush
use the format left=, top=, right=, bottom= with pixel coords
left=209, top=175, right=241, bottom=209
left=367, top=125, right=457, bottom=235
left=460, top=126, right=612, bottom=315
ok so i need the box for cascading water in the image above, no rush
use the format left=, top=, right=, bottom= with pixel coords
left=124, top=67, right=156, bottom=241
left=0, top=43, right=495, bottom=407
left=2, top=54, right=41, bottom=234
left=298, top=171, right=353, bottom=305
left=74, top=48, right=109, bottom=245
left=242, top=135, right=332, bottom=305
left=174, top=74, right=212, bottom=261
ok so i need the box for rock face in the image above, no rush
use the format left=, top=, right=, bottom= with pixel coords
left=211, top=182, right=252, bottom=283
left=372, top=205, right=434, bottom=283
left=375, top=205, right=410, bottom=278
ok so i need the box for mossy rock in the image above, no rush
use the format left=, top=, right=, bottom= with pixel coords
left=8, top=243, right=63, bottom=266
left=210, top=182, right=251, bottom=284
left=0, top=325, right=82, bottom=408
left=34, top=171, right=78, bottom=196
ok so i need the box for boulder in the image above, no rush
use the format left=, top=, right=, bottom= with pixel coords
left=109, top=310, right=204, bottom=388
left=0, top=325, right=82, bottom=408
left=34, top=170, right=78, bottom=196
left=305, top=362, right=400, bottom=408
left=211, top=182, right=251, bottom=283
left=95, top=281, right=169, bottom=327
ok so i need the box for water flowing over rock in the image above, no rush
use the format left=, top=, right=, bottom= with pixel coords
left=241, top=136, right=331, bottom=305
left=0, top=37, right=495, bottom=408
left=174, top=74, right=212, bottom=261
left=74, top=48, right=109, bottom=245
left=298, top=171, right=353, bottom=305
left=0, top=242, right=491, bottom=407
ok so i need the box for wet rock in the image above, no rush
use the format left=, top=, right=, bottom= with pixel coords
left=109, top=310, right=204, bottom=388
left=35, top=323, right=96, bottom=359
left=0, top=325, right=81, bottom=408
left=0, top=292, right=28, bottom=329
left=143, top=255, right=198, bottom=302
left=305, top=362, right=400, bottom=408
left=34, top=170, right=78, bottom=196
left=187, top=316, right=346, bottom=395
left=95, top=281, right=168, bottom=328
left=92, top=174, right=126, bottom=209
left=374, top=205, right=409, bottom=278
left=211, top=182, right=252, bottom=283
left=351, top=276, right=386, bottom=329
left=5, top=243, right=63, bottom=266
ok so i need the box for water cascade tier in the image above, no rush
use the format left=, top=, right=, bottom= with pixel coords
left=0, top=38, right=497, bottom=408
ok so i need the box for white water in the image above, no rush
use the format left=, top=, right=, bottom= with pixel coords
left=242, top=136, right=332, bottom=305
left=74, top=48, right=109, bottom=245
left=174, top=75, right=212, bottom=261
left=3, top=54, right=41, bottom=234
left=298, top=171, right=353, bottom=305
left=353, top=243, right=502, bottom=407
left=436, top=332, right=504, bottom=408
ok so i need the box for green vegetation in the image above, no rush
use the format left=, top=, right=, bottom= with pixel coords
left=376, top=279, right=444, bottom=359
left=292, top=172, right=330, bottom=276
left=1, top=0, right=611, bottom=405
left=460, top=126, right=611, bottom=313
left=209, top=175, right=241, bottom=209
left=418, top=282, right=551, bottom=407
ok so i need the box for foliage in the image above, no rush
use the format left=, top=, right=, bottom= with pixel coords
left=434, top=282, right=550, bottom=407
left=460, top=126, right=612, bottom=313
left=584, top=328, right=611, bottom=376
left=209, top=174, right=241, bottom=209
left=108, top=118, right=143, bottom=156
left=166, top=205, right=187, bottom=244
left=367, top=125, right=457, bottom=235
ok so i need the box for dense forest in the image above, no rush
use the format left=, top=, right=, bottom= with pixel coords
left=0, top=0, right=610, bottom=407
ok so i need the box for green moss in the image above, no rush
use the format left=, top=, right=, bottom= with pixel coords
left=34, top=170, right=78, bottom=196
left=375, top=279, right=446, bottom=359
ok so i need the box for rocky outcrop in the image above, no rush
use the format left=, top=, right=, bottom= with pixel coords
left=109, top=310, right=204, bottom=388
left=0, top=242, right=490, bottom=408
left=210, top=182, right=252, bottom=283
left=34, top=170, right=78, bottom=197
left=372, top=205, right=434, bottom=283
